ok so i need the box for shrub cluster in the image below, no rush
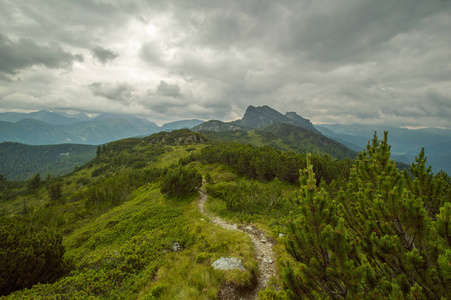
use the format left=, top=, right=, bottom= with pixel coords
left=160, top=166, right=202, bottom=197
left=195, top=142, right=351, bottom=184
left=0, top=216, right=71, bottom=296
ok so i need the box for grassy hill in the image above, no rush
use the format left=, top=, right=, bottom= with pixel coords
left=1, top=130, right=450, bottom=299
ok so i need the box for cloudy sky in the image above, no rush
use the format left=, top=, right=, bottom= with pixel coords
left=0, top=0, right=450, bottom=127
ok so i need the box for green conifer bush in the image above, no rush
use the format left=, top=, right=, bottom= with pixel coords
left=0, top=216, right=70, bottom=296
left=284, top=133, right=451, bottom=299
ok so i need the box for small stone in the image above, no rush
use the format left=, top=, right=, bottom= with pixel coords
left=260, top=239, right=267, bottom=243
left=171, top=242, right=182, bottom=252
left=279, top=233, right=284, bottom=238
left=263, top=258, right=273, bottom=264
left=200, top=218, right=205, bottom=222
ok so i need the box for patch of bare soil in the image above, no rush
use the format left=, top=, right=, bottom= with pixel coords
left=198, top=189, right=276, bottom=300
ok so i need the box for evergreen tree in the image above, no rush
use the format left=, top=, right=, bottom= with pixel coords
left=284, top=155, right=368, bottom=299
left=27, top=173, right=41, bottom=191
left=284, top=133, right=451, bottom=299
left=339, top=132, right=450, bottom=298
left=404, top=148, right=448, bottom=219
left=48, top=181, right=63, bottom=202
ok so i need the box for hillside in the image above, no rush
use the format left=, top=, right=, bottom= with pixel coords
left=195, top=121, right=356, bottom=160
left=0, top=130, right=450, bottom=299
left=0, top=142, right=97, bottom=180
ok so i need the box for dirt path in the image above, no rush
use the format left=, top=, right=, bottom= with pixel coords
left=198, top=189, right=276, bottom=300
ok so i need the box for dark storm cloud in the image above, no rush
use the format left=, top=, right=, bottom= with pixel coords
left=0, top=34, right=82, bottom=75
left=91, top=46, right=119, bottom=64
left=88, top=82, right=135, bottom=102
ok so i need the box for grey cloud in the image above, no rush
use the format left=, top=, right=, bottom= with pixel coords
left=139, top=41, right=164, bottom=64
left=0, top=34, right=81, bottom=75
left=278, top=0, right=451, bottom=65
left=0, top=0, right=141, bottom=47
left=0, top=0, right=450, bottom=128
left=156, top=81, right=183, bottom=98
left=88, top=82, right=135, bottom=102
left=142, top=94, right=233, bottom=120
left=92, top=46, right=119, bottom=64
left=425, top=90, right=451, bottom=119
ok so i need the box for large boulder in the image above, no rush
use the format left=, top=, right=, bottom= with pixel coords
left=212, top=257, right=245, bottom=271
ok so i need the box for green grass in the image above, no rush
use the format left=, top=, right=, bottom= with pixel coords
left=5, top=179, right=257, bottom=299
left=0, top=133, right=296, bottom=299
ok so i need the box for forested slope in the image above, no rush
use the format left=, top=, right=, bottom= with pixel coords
left=0, top=142, right=97, bottom=180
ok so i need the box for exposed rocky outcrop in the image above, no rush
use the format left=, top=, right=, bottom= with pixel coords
left=144, top=129, right=207, bottom=145
left=192, top=120, right=248, bottom=132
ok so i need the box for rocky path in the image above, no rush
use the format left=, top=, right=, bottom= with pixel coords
left=198, top=189, right=276, bottom=300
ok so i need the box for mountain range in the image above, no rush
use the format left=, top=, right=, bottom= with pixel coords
left=0, top=110, right=203, bottom=145
left=315, top=124, right=451, bottom=173
left=1, top=106, right=450, bottom=174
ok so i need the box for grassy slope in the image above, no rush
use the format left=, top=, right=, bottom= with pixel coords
left=1, top=138, right=259, bottom=299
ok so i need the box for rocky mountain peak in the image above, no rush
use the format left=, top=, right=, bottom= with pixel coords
left=235, top=105, right=320, bottom=133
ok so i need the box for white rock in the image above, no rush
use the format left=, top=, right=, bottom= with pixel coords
left=212, top=257, right=245, bottom=271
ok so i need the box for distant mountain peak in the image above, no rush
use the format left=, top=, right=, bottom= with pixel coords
left=235, top=105, right=320, bottom=133
left=161, top=119, right=204, bottom=131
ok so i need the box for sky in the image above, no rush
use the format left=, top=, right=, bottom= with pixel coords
left=0, top=0, right=450, bottom=127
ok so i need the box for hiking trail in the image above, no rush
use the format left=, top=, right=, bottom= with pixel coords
left=198, top=189, right=276, bottom=300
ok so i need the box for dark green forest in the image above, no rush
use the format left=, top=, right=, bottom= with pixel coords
left=0, top=129, right=449, bottom=299
left=0, top=142, right=97, bottom=180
